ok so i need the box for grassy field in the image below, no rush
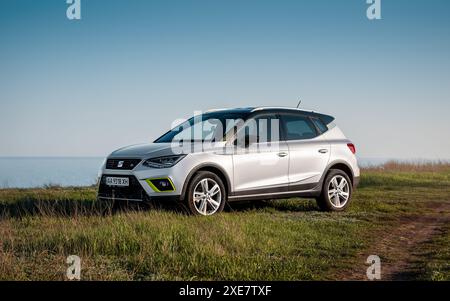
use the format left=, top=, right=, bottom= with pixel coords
left=0, top=162, right=449, bottom=280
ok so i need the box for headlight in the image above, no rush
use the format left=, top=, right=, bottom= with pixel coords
left=143, top=155, right=186, bottom=169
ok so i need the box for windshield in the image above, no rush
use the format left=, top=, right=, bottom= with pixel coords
left=154, top=112, right=250, bottom=143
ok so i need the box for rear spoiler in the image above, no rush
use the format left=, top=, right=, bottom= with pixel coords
left=313, top=113, right=335, bottom=125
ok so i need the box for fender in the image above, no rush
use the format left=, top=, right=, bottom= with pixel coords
left=179, top=163, right=232, bottom=200
left=318, top=160, right=356, bottom=189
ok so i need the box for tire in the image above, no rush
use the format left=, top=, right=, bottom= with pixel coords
left=316, top=169, right=353, bottom=212
left=185, top=171, right=226, bottom=216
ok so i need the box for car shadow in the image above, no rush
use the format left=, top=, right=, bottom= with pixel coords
left=0, top=197, right=318, bottom=219
left=0, top=197, right=186, bottom=219
left=225, top=199, right=319, bottom=213
left=0, top=198, right=109, bottom=219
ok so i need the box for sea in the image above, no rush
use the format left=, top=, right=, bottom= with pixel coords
left=0, top=156, right=416, bottom=189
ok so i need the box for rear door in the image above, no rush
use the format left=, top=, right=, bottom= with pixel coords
left=280, top=113, right=330, bottom=190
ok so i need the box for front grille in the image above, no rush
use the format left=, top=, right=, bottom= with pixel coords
left=106, top=158, right=141, bottom=170
left=98, top=175, right=147, bottom=201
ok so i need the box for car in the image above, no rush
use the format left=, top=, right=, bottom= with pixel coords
left=97, top=107, right=360, bottom=215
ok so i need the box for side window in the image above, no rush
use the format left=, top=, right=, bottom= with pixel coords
left=236, top=114, right=281, bottom=144
left=253, top=115, right=281, bottom=143
left=311, top=117, right=328, bottom=134
left=281, top=115, right=318, bottom=141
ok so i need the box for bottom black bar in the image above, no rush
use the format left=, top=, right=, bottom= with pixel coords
left=1, top=281, right=447, bottom=299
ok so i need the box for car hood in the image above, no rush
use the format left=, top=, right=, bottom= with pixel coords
left=109, top=143, right=174, bottom=158
left=108, top=142, right=227, bottom=158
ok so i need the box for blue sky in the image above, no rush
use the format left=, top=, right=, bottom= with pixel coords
left=0, top=0, right=449, bottom=159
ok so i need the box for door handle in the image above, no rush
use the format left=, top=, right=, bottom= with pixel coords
left=278, top=152, right=288, bottom=157
left=318, top=149, right=329, bottom=154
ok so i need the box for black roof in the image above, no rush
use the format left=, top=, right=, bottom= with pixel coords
left=205, top=107, right=335, bottom=124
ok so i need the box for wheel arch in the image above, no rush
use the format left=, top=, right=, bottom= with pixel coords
left=321, top=160, right=355, bottom=186
left=180, top=163, right=231, bottom=201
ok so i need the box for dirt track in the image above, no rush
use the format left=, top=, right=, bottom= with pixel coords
left=341, top=202, right=450, bottom=280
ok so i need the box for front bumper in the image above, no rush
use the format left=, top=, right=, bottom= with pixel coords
left=97, top=173, right=183, bottom=202
left=97, top=175, right=148, bottom=202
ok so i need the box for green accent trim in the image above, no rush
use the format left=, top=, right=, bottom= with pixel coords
left=146, top=177, right=176, bottom=193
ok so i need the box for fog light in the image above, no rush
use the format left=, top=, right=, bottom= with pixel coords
left=146, top=178, right=175, bottom=192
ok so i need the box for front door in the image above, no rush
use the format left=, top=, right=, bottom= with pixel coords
left=231, top=113, right=289, bottom=195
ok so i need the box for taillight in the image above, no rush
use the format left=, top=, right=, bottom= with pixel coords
left=347, top=143, right=356, bottom=154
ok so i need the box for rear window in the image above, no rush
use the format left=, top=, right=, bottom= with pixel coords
left=311, top=117, right=328, bottom=133
left=281, top=115, right=318, bottom=140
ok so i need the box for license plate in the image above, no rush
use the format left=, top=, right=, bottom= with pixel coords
left=105, top=177, right=129, bottom=187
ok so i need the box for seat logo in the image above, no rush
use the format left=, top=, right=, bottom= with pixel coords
left=117, top=161, right=124, bottom=168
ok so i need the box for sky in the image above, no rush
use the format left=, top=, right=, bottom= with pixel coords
left=0, top=0, right=449, bottom=159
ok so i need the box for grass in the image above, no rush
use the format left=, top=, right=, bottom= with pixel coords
left=363, top=160, right=450, bottom=173
left=412, top=224, right=450, bottom=281
left=1, top=162, right=449, bottom=280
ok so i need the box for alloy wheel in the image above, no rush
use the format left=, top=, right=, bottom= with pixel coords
left=327, top=175, right=350, bottom=209
left=193, top=178, right=222, bottom=215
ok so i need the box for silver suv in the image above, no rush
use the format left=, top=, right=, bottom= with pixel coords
left=98, top=107, right=360, bottom=215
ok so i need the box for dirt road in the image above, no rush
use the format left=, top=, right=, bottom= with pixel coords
left=341, top=202, right=450, bottom=280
